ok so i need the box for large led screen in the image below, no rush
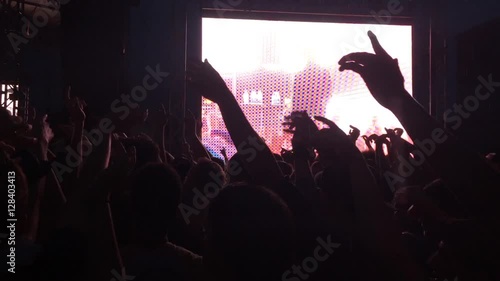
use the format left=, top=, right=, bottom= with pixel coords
left=201, top=18, right=412, bottom=158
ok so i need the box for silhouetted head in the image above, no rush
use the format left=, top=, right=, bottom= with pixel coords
left=130, top=163, right=181, bottom=245
left=210, top=157, right=225, bottom=170
left=226, top=153, right=252, bottom=183
left=277, top=160, right=293, bottom=178
left=273, top=153, right=284, bottom=162
left=172, top=156, right=193, bottom=182
left=428, top=220, right=494, bottom=280
left=423, top=179, right=464, bottom=218
left=32, top=227, right=89, bottom=281
left=183, top=158, right=227, bottom=214
left=205, top=183, right=295, bottom=281
left=122, top=135, right=161, bottom=170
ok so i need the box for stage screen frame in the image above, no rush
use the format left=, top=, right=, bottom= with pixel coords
left=200, top=11, right=414, bottom=159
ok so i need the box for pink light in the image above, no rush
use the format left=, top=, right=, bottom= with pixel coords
left=202, top=18, right=412, bottom=158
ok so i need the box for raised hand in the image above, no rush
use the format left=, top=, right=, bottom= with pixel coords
left=362, top=135, right=374, bottom=151
left=37, top=114, right=54, bottom=146
left=368, top=134, right=379, bottom=143
left=189, top=59, right=282, bottom=186
left=338, top=31, right=407, bottom=110
left=374, top=134, right=390, bottom=146
left=187, top=59, right=232, bottom=105
left=283, top=111, right=318, bottom=148
left=349, top=125, right=361, bottom=143
left=312, top=116, right=357, bottom=162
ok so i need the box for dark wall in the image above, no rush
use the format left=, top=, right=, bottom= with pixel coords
left=21, top=29, right=64, bottom=115
left=0, top=5, right=63, bottom=114
left=201, top=0, right=415, bottom=16
left=127, top=0, right=174, bottom=109
left=127, top=0, right=202, bottom=154
left=60, top=0, right=128, bottom=115
left=446, top=0, right=500, bottom=109
left=444, top=0, right=500, bottom=153
left=454, top=19, right=500, bottom=153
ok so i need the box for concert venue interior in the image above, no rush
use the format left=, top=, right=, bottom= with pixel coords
left=1, top=1, right=500, bottom=281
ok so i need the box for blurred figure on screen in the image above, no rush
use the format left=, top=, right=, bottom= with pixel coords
left=293, top=60, right=333, bottom=117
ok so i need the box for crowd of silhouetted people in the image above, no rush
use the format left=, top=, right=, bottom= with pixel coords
left=1, top=31, right=500, bottom=281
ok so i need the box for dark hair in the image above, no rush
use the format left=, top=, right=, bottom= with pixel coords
left=423, top=179, right=464, bottom=218
left=273, top=153, right=284, bottom=162
left=130, top=163, right=182, bottom=244
left=210, top=157, right=225, bottom=170
left=277, top=160, right=293, bottom=177
left=183, top=158, right=226, bottom=204
left=172, top=156, right=193, bottom=182
left=226, top=153, right=252, bottom=183
left=206, top=183, right=295, bottom=281
left=122, top=134, right=161, bottom=170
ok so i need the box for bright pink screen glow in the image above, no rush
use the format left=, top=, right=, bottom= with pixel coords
left=201, top=18, right=412, bottom=158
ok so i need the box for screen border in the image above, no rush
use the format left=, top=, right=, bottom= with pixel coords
left=202, top=8, right=413, bottom=26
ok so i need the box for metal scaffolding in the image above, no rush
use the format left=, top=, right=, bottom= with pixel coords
left=0, top=83, right=29, bottom=119
left=1, top=0, right=29, bottom=118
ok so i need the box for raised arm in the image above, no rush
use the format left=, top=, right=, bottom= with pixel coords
left=284, top=112, right=318, bottom=201
left=23, top=115, right=53, bottom=241
left=148, top=104, right=169, bottom=163
left=66, top=91, right=86, bottom=180
left=185, top=110, right=211, bottom=160
left=339, top=31, right=500, bottom=221
left=313, top=117, right=424, bottom=281
left=60, top=137, right=126, bottom=281
left=188, top=60, right=283, bottom=187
